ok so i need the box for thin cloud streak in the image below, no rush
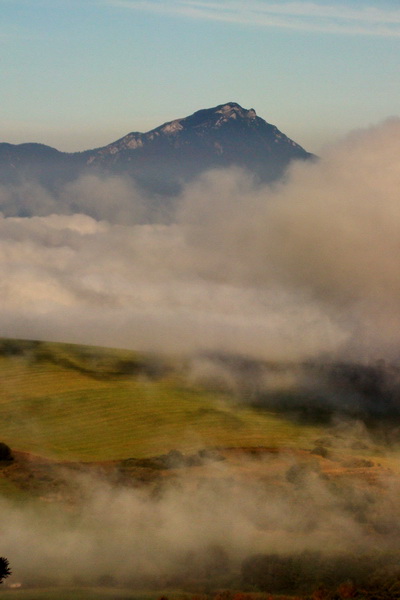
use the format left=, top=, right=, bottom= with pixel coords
left=106, top=0, right=400, bottom=36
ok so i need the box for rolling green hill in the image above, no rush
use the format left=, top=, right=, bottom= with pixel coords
left=0, top=338, right=321, bottom=462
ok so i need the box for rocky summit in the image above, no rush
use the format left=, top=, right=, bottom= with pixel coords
left=84, top=102, right=313, bottom=191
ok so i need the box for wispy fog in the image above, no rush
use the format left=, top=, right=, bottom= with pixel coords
left=3, top=450, right=400, bottom=588
left=0, top=118, right=399, bottom=362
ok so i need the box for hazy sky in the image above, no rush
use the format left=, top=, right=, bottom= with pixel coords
left=1, top=0, right=399, bottom=153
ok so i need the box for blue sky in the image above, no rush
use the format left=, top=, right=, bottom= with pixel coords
left=1, top=0, right=399, bottom=152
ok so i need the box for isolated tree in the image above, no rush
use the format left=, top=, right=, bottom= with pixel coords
left=0, top=557, right=11, bottom=584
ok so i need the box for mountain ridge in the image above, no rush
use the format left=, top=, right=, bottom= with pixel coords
left=0, top=102, right=314, bottom=217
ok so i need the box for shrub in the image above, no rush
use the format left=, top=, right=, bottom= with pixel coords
left=0, top=443, right=13, bottom=462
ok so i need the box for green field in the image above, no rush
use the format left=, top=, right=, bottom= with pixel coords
left=0, top=339, right=321, bottom=462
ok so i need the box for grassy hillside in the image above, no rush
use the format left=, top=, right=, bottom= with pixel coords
left=0, top=339, right=321, bottom=462
left=0, top=340, right=398, bottom=599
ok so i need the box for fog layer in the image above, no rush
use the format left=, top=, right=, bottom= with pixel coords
left=1, top=119, right=400, bottom=361
left=3, top=454, right=400, bottom=587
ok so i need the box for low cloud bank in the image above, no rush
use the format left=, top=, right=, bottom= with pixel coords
left=3, top=452, right=400, bottom=588
left=1, top=118, right=400, bottom=362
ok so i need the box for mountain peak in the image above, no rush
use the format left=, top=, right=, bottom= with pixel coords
left=0, top=102, right=314, bottom=206
left=93, top=102, right=313, bottom=194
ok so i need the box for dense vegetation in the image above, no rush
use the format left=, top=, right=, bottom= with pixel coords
left=242, top=552, right=400, bottom=597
